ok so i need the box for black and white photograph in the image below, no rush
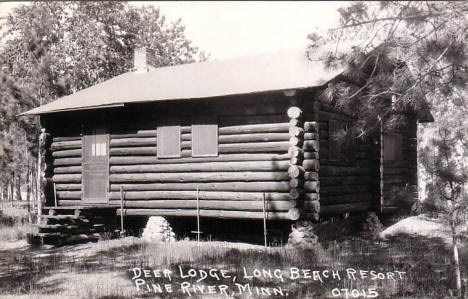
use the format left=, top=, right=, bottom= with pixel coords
left=0, top=1, right=467, bottom=298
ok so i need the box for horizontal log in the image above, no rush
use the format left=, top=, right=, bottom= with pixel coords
left=289, top=127, right=304, bottom=137
left=110, top=172, right=289, bottom=183
left=304, top=152, right=319, bottom=160
left=110, top=137, right=157, bottom=147
left=53, top=136, right=81, bottom=142
left=110, top=153, right=291, bottom=165
left=289, top=137, right=303, bottom=147
left=289, top=189, right=304, bottom=200
left=304, top=172, right=318, bottom=181
left=52, top=149, right=82, bottom=158
left=118, top=208, right=298, bottom=220
left=111, top=181, right=291, bottom=192
left=288, top=165, right=305, bottom=178
left=218, top=123, right=290, bottom=134
left=111, top=130, right=157, bottom=139
left=109, top=133, right=292, bottom=146
left=53, top=174, right=82, bottom=183
left=320, top=185, right=371, bottom=195
left=304, top=181, right=320, bottom=192
left=54, top=166, right=82, bottom=174
left=109, top=141, right=290, bottom=156
left=303, top=159, right=319, bottom=171
left=320, top=176, right=373, bottom=186
left=218, top=133, right=290, bottom=143
left=287, top=106, right=303, bottom=119
left=304, top=193, right=319, bottom=201
left=108, top=199, right=309, bottom=211
left=219, top=141, right=290, bottom=153
left=320, top=201, right=373, bottom=216
left=320, top=166, right=374, bottom=176
left=112, top=191, right=291, bottom=201
left=383, top=178, right=410, bottom=184
left=56, top=191, right=82, bottom=199
left=289, top=178, right=303, bottom=188
left=303, top=133, right=319, bottom=140
left=287, top=208, right=301, bottom=221
left=51, top=140, right=82, bottom=150
left=55, top=184, right=81, bottom=191
left=304, top=122, right=319, bottom=132
left=289, top=119, right=304, bottom=127
left=110, top=160, right=290, bottom=173
left=110, top=147, right=157, bottom=156
left=53, top=157, right=82, bottom=166
left=321, top=193, right=373, bottom=205
left=303, top=140, right=319, bottom=151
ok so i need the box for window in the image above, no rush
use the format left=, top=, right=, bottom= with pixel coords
left=384, top=133, right=403, bottom=161
left=157, top=126, right=181, bottom=158
left=192, top=124, right=218, bottom=157
left=84, top=127, right=107, bottom=159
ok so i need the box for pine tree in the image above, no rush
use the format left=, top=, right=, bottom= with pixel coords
left=310, top=2, right=468, bottom=296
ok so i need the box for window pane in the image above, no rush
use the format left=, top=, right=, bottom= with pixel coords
left=384, top=133, right=402, bottom=161
left=157, top=126, right=181, bottom=158
left=192, top=124, right=218, bottom=157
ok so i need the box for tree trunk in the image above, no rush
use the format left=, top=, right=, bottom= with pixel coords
left=15, top=173, right=22, bottom=202
left=451, top=211, right=462, bottom=298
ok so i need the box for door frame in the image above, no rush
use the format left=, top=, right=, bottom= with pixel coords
left=81, top=125, right=110, bottom=205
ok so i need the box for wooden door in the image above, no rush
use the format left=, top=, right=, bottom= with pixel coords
left=82, top=127, right=109, bottom=204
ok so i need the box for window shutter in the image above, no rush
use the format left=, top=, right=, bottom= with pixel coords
left=157, top=126, right=181, bottom=158
left=192, top=124, right=218, bottom=157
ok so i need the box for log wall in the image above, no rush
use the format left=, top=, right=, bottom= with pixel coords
left=43, top=90, right=413, bottom=220
left=45, top=93, right=320, bottom=220
left=311, top=101, right=380, bottom=216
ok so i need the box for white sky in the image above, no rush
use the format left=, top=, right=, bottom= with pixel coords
left=0, top=1, right=347, bottom=59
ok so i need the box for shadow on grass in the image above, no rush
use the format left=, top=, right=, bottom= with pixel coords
left=0, top=231, right=464, bottom=298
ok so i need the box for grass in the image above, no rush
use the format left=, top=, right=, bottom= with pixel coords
left=0, top=203, right=466, bottom=298
left=0, top=202, right=36, bottom=242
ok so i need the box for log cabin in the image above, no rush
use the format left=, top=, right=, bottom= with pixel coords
left=21, top=45, right=433, bottom=243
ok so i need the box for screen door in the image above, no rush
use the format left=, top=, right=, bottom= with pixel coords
left=82, top=127, right=109, bottom=204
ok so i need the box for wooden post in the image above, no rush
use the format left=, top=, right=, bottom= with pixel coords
left=191, top=186, right=202, bottom=242
left=263, top=193, right=266, bottom=243
left=196, top=186, right=200, bottom=243
left=37, top=135, right=41, bottom=223
left=120, top=186, right=125, bottom=235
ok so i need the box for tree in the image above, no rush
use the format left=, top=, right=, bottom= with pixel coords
left=308, top=1, right=468, bottom=296
left=0, top=2, right=200, bottom=203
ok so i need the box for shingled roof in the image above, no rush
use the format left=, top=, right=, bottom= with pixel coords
left=21, top=46, right=346, bottom=115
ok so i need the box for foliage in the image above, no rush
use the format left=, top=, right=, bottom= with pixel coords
left=0, top=1, right=199, bottom=191
left=308, top=1, right=467, bottom=140
left=311, top=2, right=468, bottom=295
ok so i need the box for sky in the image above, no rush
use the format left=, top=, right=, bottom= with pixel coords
left=0, top=1, right=347, bottom=60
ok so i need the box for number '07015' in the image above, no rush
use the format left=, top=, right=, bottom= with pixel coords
left=331, top=288, right=378, bottom=298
